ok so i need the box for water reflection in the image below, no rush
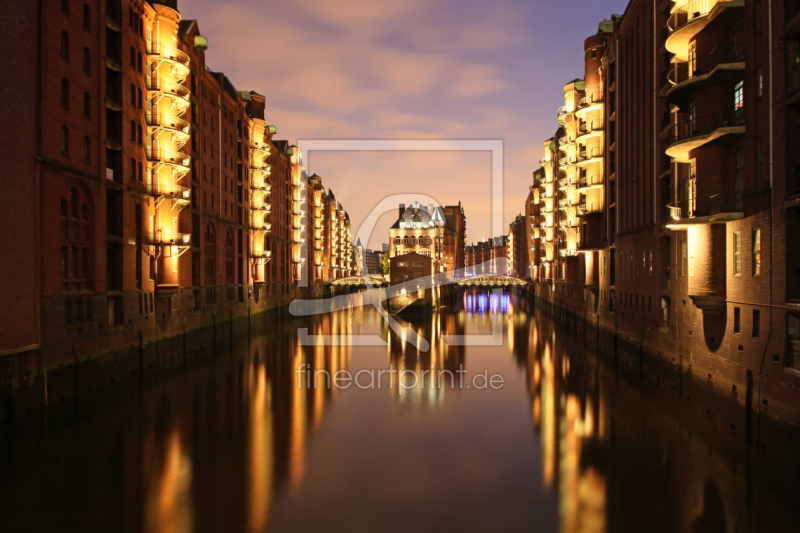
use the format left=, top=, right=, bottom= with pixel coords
left=0, top=291, right=798, bottom=532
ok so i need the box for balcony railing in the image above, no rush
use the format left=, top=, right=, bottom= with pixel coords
left=577, top=174, right=604, bottom=188
left=147, top=181, right=191, bottom=200
left=578, top=119, right=605, bottom=135
left=577, top=95, right=602, bottom=109
left=557, top=106, right=569, bottom=116
left=577, top=148, right=604, bottom=163
left=576, top=202, right=603, bottom=215
left=669, top=107, right=744, bottom=144
left=146, top=78, right=190, bottom=101
left=147, top=230, right=191, bottom=246
left=146, top=42, right=190, bottom=68
left=667, top=0, right=733, bottom=34
left=146, top=113, right=190, bottom=134
left=667, top=43, right=745, bottom=86
left=668, top=190, right=742, bottom=220
left=146, top=148, right=191, bottom=168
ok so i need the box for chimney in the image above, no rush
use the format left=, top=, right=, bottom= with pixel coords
left=399, top=203, right=405, bottom=219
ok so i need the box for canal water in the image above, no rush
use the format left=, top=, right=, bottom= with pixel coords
left=1, top=290, right=798, bottom=532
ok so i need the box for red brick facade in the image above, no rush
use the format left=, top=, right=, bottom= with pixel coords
left=0, top=0, right=354, bottom=411
left=519, top=0, right=800, bottom=438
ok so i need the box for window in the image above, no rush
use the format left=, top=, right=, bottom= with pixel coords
left=733, top=231, right=742, bottom=275
left=131, top=120, right=136, bottom=142
left=130, top=46, right=136, bottom=68
left=83, top=136, right=90, bottom=162
left=734, top=307, right=741, bottom=333
left=137, top=88, right=142, bottom=109
left=83, top=91, right=90, bottom=118
left=61, top=187, right=91, bottom=291
left=734, top=80, right=744, bottom=112
left=394, top=237, right=400, bottom=245
left=61, top=78, right=69, bottom=107
left=61, top=126, right=69, bottom=154
left=82, top=47, right=90, bottom=75
left=61, top=31, right=69, bottom=60
left=753, top=309, right=761, bottom=338
left=61, top=0, right=69, bottom=14
left=752, top=229, right=762, bottom=276
left=137, top=124, right=142, bottom=144
left=205, top=224, right=216, bottom=285
left=591, top=48, right=596, bottom=59
left=681, top=241, right=687, bottom=276
left=130, top=83, right=136, bottom=106
left=82, top=3, right=90, bottom=31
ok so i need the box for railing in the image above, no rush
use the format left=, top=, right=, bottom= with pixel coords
left=558, top=178, right=570, bottom=188
left=539, top=157, right=552, bottom=166
left=668, top=43, right=745, bottom=86
left=578, top=94, right=602, bottom=108
left=669, top=107, right=744, bottom=143
left=557, top=106, right=569, bottom=116
left=578, top=119, right=605, bottom=135
left=146, top=113, right=190, bottom=133
left=146, top=78, right=190, bottom=100
left=146, top=148, right=190, bottom=167
left=146, top=42, right=190, bottom=67
left=558, top=136, right=574, bottom=146
left=147, top=230, right=191, bottom=246
left=147, top=181, right=190, bottom=200
left=577, top=148, right=604, bottom=163
left=252, top=203, right=272, bottom=212
left=668, top=190, right=742, bottom=219
left=558, top=198, right=568, bottom=208
left=667, top=0, right=733, bottom=33
left=578, top=174, right=604, bottom=188
left=577, top=202, right=603, bottom=215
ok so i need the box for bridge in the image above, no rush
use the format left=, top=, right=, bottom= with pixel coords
left=326, top=275, right=390, bottom=287
left=457, top=274, right=528, bottom=287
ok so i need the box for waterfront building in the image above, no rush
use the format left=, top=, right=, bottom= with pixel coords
left=0, top=0, right=354, bottom=413
left=519, top=0, right=800, bottom=435
left=388, top=201, right=447, bottom=276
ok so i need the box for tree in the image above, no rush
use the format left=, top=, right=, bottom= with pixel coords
left=380, top=254, right=389, bottom=277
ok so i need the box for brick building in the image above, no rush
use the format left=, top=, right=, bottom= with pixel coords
left=519, top=0, right=800, bottom=442
left=0, top=0, right=354, bottom=406
left=442, top=202, right=467, bottom=276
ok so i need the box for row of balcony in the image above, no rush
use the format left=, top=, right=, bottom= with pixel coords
left=146, top=113, right=190, bottom=135
left=146, top=78, right=190, bottom=104
left=665, top=0, right=742, bottom=61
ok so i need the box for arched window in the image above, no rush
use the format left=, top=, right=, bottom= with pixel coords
left=82, top=4, right=90, bottom=31
left=410, top=236, right=416, bottom=245
left=61, top=0, right=69, bottom=14
left=130, top=120, right=136, bottom=142
left=394, top=237, right=400, bottom=245
left=403, top=236, right=409, bottom=245
left=61, top=31, right=69, bottom=61
left=61, top=78, right=69, bottom=107
left=61, top=126, right=69, bottom=154
left=83, top=136, right=90, bottom=163
left=205, top=224, right=216, bottom=285
left=130, top=46, right=136, bottom=68
left=82, top=47, right=90, bottom=75
left=225, top=231, right=234, bottom=284
left=83, top=91, right=90, bottom=118
left=137, top=124, right=142, bottom=144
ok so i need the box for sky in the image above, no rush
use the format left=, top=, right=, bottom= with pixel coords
left=179, top=0, right=629, bottom=250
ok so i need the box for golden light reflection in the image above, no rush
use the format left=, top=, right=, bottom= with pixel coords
left=144, top=429, right=194, bottom=533
left=248, top=364, right=274, bottom=533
